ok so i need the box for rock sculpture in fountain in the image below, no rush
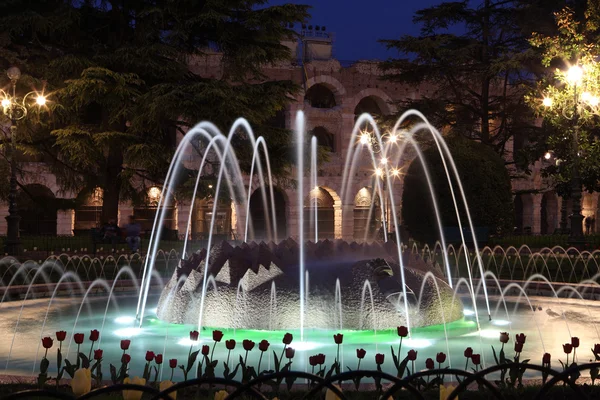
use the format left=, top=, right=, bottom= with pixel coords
left=156, top=239, right=463, bottom=330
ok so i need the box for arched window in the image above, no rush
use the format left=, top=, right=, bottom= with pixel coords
left=305, top=84, right=337, bottom=108
left=354, top=96, right=384, bottom=118
left=310, top=126, right=335, bottom=153
left=74, top=188, right=103, bottom=231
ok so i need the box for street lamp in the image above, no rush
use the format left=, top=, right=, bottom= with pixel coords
left=1, top=67, right=48, bottom=254
left=374, top=157, right=402, bottom=240
left=541, top=64, right=599, bottom=241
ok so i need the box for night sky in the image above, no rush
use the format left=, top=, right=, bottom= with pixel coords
left=269, top=0, right=446, bottom=61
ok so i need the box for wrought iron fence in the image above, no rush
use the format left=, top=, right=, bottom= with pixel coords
left=3, top=362, right=600, bottom=400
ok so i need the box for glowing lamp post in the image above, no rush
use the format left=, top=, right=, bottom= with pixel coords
left=1, top=67, right=49, bottom=254
left=540, top=64, right=600, bottom=241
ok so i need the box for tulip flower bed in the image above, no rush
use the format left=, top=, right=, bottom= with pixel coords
left=3, top=326, right=600, bottom=400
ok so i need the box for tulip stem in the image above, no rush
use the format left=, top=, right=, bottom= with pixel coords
left=280, top=345, right=286, bottom=364
left=210, top=342, right=217, bottom=363
left=257, top=352, right=264, bottom=374
left=226, top=349, right=231, bottom=367
left=398, top=337, right=403, bottom=361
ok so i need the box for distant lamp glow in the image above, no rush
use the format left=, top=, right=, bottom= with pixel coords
left=589, top=96, right=599, bottom=107
left=388, top=134, right=398, bottom=143
left=360, top=132, right=370, bottom=145
left=208, top=184, right=213, bottom=189
left=542, top=97, right=553, bottom=107
left=35, top=95, right=46, bottom=106
left=375, top=168, right=383, bottom=177
left=148, top=186, right=161, bottom=200
left=544, top=152, right=552, bottom=160
left=567, top=65, right=583, bottom=85
left=391, top=168, right=401, bottom=177
left=380, top=157, right=388, bottom=165
left=582, top=92, right=592, bottom=102
left=1, top=99, right=10, bottom=108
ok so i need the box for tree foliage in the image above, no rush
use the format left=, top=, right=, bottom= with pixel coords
left=526, top=4, right=600, bottom=196
left=0, top=0, right=309, bottom=221
left=402, top=136, right=514, bottom=243
left=378, top=0, right=583, bottom=163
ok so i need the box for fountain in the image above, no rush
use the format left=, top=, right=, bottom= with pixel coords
left=0, top=112, right=598, bottom=381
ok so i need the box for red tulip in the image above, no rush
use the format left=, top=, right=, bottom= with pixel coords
left=89, top=329, right=100, bottom=342
left=56, top=331, right=67, bottom=342
left=225, top=339, right=236, bottom=350
left=201, top=345, right=210, bottom=356
left=464, top=347, right=473, bottom=358
left=309, top=355, right=318, bottom=366
left=189, top=330, right=199, bottom=341
left=42, top=337, right=53, bottom=349
left=146, top=351, right=155, bottom=362
left=155, top=354, right=163, bottom=364
left=375, top=353, right=385, bottom=365
left=499, top=332, right=509, bottom=344
left=120, top=339, right=131, bottom=350
left=356, top=348, right=366, bottom=359
left=122, top=354, right=131, bottom=364
left=243, top=339, right=255, bottom=351
left=563, top=343, right=573, bottom=354
left=397, top=326, right=409, bottom=338
left=285, top=347, right=295, bottom=359
left=542, top=353, right=551, bottom=365
left=425, top=358, right=434, bottom=369
left=593, top=344, right=600, bottom=355
left=471, top=354, right=481, bottom=365
left=436, top=352, right=446, bottom=364
left=333, top=333, right=343, bottom=344
left=282, top=333, right=293, bottom=345
left=169, top=358, right=177, bottom=368
left=515, top=333, right=526, bottom=344
left=212, top=330, right=224, bottom=342
left=94, top=349, right=103, bottom=360
left=514, top=342, right=523, bottom=353
left=571, top=337, right=580, bottom=348
left=407, top=349, right=417, bottom=361
left=74, top=333, right=84, bottom=344
left=317, top=353, right=326, bottom=365
left=259, top=340, right=270, bottom=352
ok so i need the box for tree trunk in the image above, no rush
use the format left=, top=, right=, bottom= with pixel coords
left=101, top=143, right=124, bottom=224
left=480, top=0, right=491, bottom=144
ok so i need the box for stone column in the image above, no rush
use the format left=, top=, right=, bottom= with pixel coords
left=56, top=209, right=75, bottom=236
left=119, top=204, right=134, bottom=226
left=287, top=203, right=301, bottom=241
left=341, top=204, right=354, bottom=241
left=339, top=112, right=356, bottom=157
left=0, top=203, right=8, bottom=235
left=532, top=194, right=543, bottom=234
left=177, top=202, right=192, bottom=239
left=233, top=202, right=247, bottom=241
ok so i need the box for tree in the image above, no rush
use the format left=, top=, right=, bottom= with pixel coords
left=402, top=136, right=514, bottom=243
left=378, top=0, right=581, bottom=163
left=0, top=0, right=309, bottom=222
left=526, top=5, right=600, bottom=197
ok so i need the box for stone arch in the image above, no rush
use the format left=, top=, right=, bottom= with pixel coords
left=514, top=193, right=534, bottom=234
left=541, top=191, right=558, bottom=234
left=304, top=75, right=346, bottom=108
left=353, top=187, right=381, bottom=241
left=309, top=126, right=335, bottom=152
left=74, top=187, right=103, bottom=231
left=248, top=186, right=288, bottom=241
left=304, top=185, right=342, bottom=240
left=352, top=88, right=396, bottom=117
left=134, top=186, right=178, bottom=237
left=17, top=183, right=57, bottom=235
left=191, top=197, right=233, bottom=241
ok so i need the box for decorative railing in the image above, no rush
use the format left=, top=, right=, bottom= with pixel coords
left=4, top=362, right=600, bottom=400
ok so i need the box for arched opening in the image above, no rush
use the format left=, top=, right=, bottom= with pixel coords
left=191, top=198, right=233, bottom=241
left=353, top=187, right=381, bottom=241
left=304, top=187, right=335, bottom=240
left=354, top=96, right=384, bottom=118
left=541, top=192, right=558, bottom=234
left=74, top=188, right=103, bottom=232
left=309, top=126, right=335, bottom=153
left=304, top=84, right=337, bottom=109
left=514, top=194, right=533, bottom=234
left=133, top=187, right=178, bottom=239
left=249, top=187, right=287, bottom=241
left=17, top=184, right=57, bottom=235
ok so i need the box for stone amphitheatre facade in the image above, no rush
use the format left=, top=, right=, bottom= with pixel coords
left=1, top=31, right=595, bottom=241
